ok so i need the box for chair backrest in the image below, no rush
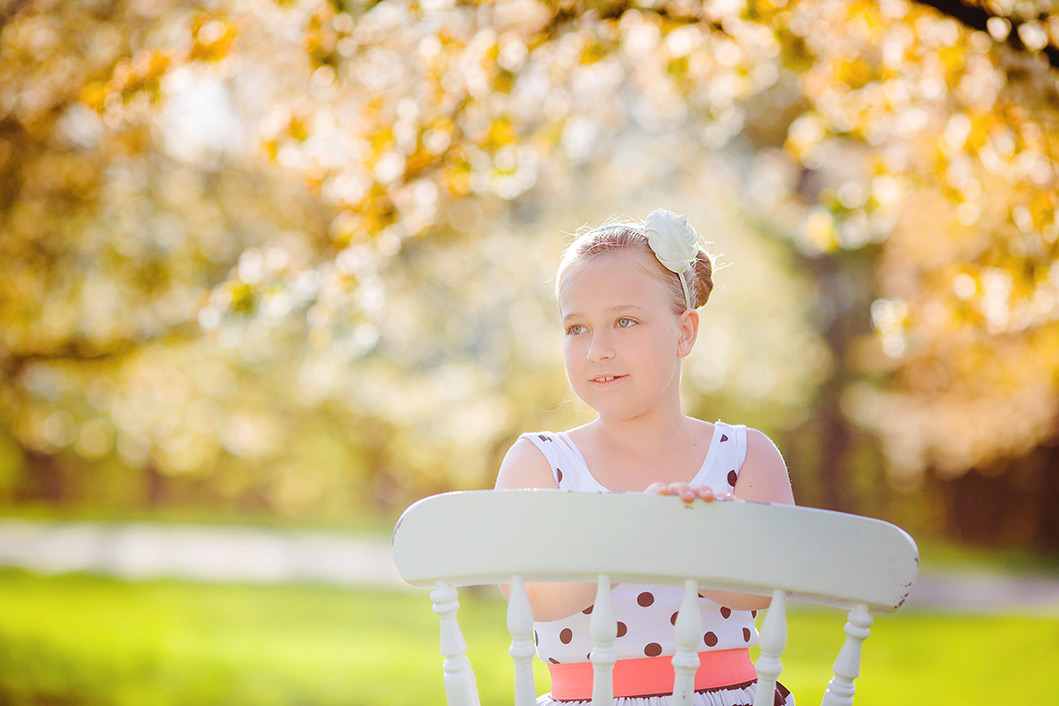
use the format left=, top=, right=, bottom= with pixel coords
left=391, top=490, right=919, bottom=706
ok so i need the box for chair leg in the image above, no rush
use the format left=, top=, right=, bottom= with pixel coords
left=508, top=576, right=537, bottom=706
left=753, top=590, right=787, bottom=706
left=820, top=603, right=872, bottom=706
left=431, top=581, right=481, bottom=706
left=589, top=574, right=616, bottom=706
left=671, top=579, right=703, bottom=704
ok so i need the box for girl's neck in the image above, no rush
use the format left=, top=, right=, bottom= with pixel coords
left=573, top=406, right=712, bottom=492
left=592, top=405, right=695, bottom=455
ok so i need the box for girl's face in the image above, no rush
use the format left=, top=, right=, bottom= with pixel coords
left=558, top=250, right=697, bottom=422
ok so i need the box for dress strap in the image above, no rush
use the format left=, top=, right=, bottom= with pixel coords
left=707, top=421, right=748, bottom=492
left=519, top=432, right=573, bottom=488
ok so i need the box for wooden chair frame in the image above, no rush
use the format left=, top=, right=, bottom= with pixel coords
left=391, top=490, right=919, bottom=706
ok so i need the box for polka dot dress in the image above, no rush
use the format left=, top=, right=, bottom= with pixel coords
left=519, top=422, right=795, bottom=706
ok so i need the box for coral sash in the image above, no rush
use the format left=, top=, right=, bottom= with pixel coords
left=548, top=648, right=757, bottom=700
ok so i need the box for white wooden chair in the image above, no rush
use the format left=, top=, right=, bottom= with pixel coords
left=391, top=490, right=919, bottom=706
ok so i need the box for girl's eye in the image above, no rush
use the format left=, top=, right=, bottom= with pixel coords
left=566, top=324, right=586, bottom=336
left=616, top=317, right=636, bottom=328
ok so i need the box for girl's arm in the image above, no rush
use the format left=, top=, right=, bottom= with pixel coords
left=648, top=427, right=794, bottom=610
left=733, top=427, right=795, bottom=505
left=494, top=438, right=599, bottom=622
left=710, top=427, right=794, bottom=609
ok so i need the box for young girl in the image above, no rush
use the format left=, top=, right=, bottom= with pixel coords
left=495, top=209, right=796, bottom=706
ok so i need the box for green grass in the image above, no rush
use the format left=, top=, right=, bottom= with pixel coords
left=0, top=570, right=1054, bottom=705
left=914, top=535, right=1059, bottom=575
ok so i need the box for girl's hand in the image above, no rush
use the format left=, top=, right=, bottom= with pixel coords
left=645, top=482, right=734, bottom=504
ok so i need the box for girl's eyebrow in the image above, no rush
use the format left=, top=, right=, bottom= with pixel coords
left=562, top=305, right=643, bottom=324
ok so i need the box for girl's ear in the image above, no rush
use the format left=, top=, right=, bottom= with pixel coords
left=676, top=309, right=699, bottom=357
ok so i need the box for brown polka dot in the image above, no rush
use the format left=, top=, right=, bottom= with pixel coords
left=539, top=434, right=551, bottom=442
left=670, top=612, right=679, bottom=625
left=582, top=605, right=593, bottom=615
left=743, top=627, right=752, bottom=642
left=533, top=631, right=538, bottom=645
left=751, top=610, right=758, bottom=617
left=548, top=657, right=560, bottom=664
left=616, top=622, right=628, bottom=637
left=637, top=591, right=655, bottom=607
left=720, top=434, right=729, bottom=442
left=556, top=468, right=563, bottom=483
left=703, top=631, right=718, bottom=647
left=644, top=642, right=663, bottom=657
left=560, top=628, right=573, bottom=644
left=727, top=470, right=738, bottom=487
left=720, top=606, right=732, bottom=619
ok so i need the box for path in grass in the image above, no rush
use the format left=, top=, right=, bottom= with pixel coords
left=0, top=517, right=402, bottom=587
left=3, top=517, right=1059, bottom=612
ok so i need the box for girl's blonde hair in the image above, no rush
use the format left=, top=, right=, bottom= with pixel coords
left=556, top=218, right=714, bottom=314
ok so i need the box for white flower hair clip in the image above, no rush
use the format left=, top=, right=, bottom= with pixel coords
left=643, top=209, right=699, bottom=310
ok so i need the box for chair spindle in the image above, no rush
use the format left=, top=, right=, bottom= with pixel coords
left=589, top=574, right=617, bottom=706
left=752, top=589, right=787, bottom=706
left=507, top=575, right=537, bottom=706
left=820, top=603, right=873, bottom=706
left=431, top=581, right=481, bottom=706
left=671, top=578, right=703, bottom=704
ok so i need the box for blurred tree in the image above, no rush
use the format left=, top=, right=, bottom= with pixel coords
left=1, top=0, right=1057, bottom=544
left=0, top=0, right=353, bottom=513
left=774, top=0, right=1059, bottom=542
left=919, top=0, right=1059, bottom=68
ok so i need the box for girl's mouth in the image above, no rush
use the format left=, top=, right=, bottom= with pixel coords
left=591, top=375, right=624, bottom=384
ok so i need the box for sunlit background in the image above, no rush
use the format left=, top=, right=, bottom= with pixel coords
left=1, top=0, right=1058, bottom=704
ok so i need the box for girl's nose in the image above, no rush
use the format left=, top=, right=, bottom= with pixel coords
left=587, top=332, right=615, bottom=361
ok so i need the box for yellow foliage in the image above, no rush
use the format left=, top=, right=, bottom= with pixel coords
left=79, top=81, right=108, bottom=113
left=666, top=55, right=689, bottom=78
left=580, top=39, right=609, bottom=65
left=804, top=207, right=838, bottom=254
left=484, top=115, right=517, bottom=149
left=370, top=127, right=396, bottom=153
left=189, top=13, right=238, bottom=63
left=226, top=282, right=255, bottom=316
left=109, top=50, right=170, bottom=106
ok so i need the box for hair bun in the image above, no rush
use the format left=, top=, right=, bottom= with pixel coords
left=692, top=250, right=713, bottom=308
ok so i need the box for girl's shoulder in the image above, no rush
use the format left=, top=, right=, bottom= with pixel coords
left=499, top=430, right=599, bottom=491
left=516, top=430, right=585, bottom=468
left=730, top=425, right=795, bottom=505
left=495, top=433, right=559, bottom=490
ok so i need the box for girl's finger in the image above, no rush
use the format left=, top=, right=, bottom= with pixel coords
left=695, top=487, right=716, bottom=502
left=646, top=482, right=676, bottom=495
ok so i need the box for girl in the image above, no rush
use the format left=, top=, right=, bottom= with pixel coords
left=495, top=209, right=796, bottom=706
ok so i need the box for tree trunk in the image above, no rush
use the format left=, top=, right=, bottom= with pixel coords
left=18, top=448, right=66, bottom=503
left=143, top=462, right=166, bottom=508
left=1033, top=443, right=1059, bottom=552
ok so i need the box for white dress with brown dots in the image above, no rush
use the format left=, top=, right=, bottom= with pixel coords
left=520, top=421, right=794, bottom=706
